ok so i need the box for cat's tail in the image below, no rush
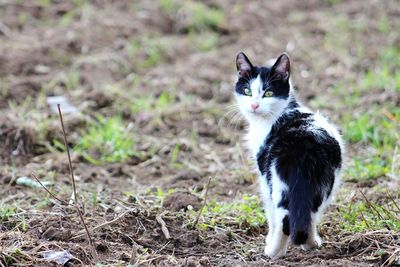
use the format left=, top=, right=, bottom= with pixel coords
left=288, top=168, right=312, bottom=245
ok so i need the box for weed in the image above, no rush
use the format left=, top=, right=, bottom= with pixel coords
left=345, top=156, right=390, bottom=180
left=64, top=68, right=80, bottom=91
left=186, top=1, right=224, bottom=32
left=160, top=0, right=224, bottom=32
left=130, top=95, right=153, bottom=114
left=169, top=143, right=184, bottom=169
left=189, top=32, right=219, bottom=52
left=342, top=106, right=400, bottom=149
left=160, top=0, right=180, bottom=14
left=338, top=196, right=400, bottom=232
left=130, top=91, right=175, bottom=114
left=360, top=47, right=400, bottom=92
left=75, top=116, right=136, bottom=163
left=342, top=105, right=399, bottom=180
left=377, top=15, right=389, bottom=34
left=127, top=36, right=167, bottom=69
left=194, top=194, right=266, bottom=230
left=0, top=204, right=16, bottom=224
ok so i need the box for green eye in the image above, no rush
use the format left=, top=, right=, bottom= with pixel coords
left=244, top=88, right=252, bottom=96
left=264, top=91, right=274, bottom=97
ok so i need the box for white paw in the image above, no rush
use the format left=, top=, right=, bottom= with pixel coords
left=264, top=245, right=286, bottom=259
left=315, top=234, right=323, bottom=247
left=301, top=235, right=323, bottom=251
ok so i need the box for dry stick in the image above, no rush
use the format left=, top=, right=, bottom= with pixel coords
left=57, top=104, right=97, bottom=259
left=193, top=177, right=212, bottom=228
left=58, top=104, right=78, bottom=204
left=156, top=212, right=171, bottom=240
left=381, top=248, right=400, bottom=267
left=386, top=192, right=400, bottom=212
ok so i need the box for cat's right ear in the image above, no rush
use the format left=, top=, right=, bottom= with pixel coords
left=236, top=52, right=253, bottom=78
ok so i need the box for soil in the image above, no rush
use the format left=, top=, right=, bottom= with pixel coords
left=0, top=1, right=399, bottom=266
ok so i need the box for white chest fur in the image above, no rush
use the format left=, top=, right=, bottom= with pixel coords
left=245, top=119, right=275, bottom=160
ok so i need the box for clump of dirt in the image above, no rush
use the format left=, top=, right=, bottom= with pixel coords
left=0, top=115, right=35, bottom=162
left=163, top=191, right=202, bottom=211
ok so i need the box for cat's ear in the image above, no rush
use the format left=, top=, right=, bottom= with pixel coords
left=272, top=53, right=290, bottom=81
left=236, top=52, right=253, bottom=78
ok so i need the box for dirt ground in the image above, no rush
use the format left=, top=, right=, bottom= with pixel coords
left=0, top=0, right=399, bottom=266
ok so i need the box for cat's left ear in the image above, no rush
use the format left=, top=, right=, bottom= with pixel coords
left=272, top=53, right=290, bottom=81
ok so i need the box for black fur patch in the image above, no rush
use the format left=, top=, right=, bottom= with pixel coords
left=312, top=194, right=323, bottom=212
left=278, top=191, right=289, bottom=209
left=293, top=231, right=308, bottom=245
left=282, top=215, right=290, bottom=236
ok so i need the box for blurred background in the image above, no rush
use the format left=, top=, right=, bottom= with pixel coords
left=0, top=0, right=399, bottom=266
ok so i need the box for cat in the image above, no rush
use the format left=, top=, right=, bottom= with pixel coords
left=234, top=52, right=344, bottom=259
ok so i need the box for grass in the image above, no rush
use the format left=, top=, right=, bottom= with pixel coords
left=130, top=91, right=175, bottom=114
left=342, top=106, right=399, bottom=149
left=341, top=104, right=399, bottom=180
left=0, top=204, right=17, bottom=225
left=345, top=156, right=391, bottom=181
left=126, top=36, right=168, bottom=69
left=160, top=0, right=224, bottom=32
left=360, top=47, right=400, bottom=92
left=338, top=194, right=400, bottom=232
left=185, top=1, right=224, bottom=32
left=194, top=194, right=266, bottom=230
left=189, top=32, right=219, bottom=52
left=0, top=204, right=26, bottom=231
left=74, top=116, right=137, bottom=164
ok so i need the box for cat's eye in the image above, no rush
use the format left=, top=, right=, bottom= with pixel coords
left=244, top=88, right=252, bottom=96
left=264, top=91, right=274, bottom=97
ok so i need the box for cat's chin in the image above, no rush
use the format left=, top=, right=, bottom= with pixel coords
left=245, top=110, right=274, bottom=121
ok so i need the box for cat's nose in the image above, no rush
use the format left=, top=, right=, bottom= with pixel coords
left=251, top=103, right=259, bottom=111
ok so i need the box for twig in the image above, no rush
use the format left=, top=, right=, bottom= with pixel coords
left=57, top=104, right=97, bottom=259
left=381, top=248, right=400, bottom=267
left=31, top=173, right=67, bottom=205
left=193, top=177, right=212, bottom=227
left=156, top=211, right=171, bottom=240
left=57, top=104, right=78, bottom=204
left=386, top=191, right=400, bottom=212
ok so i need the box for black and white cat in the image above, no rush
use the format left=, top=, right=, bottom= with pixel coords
left=234, top=52, right=344, bottom=259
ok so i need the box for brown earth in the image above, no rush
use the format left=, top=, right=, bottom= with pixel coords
left=0, top=0, right=399, bottom=266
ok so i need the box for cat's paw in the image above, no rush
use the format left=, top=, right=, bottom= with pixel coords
left=314, top=234, right=323, bottom=247
left=301, top=235, right=323, bottom=251
left=264, top=245, right=286, bottom=259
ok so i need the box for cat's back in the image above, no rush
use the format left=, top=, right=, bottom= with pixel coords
left=267, top=106, right=343, bottom=166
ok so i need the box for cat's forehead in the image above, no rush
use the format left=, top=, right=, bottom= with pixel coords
left=253, top=66, right=272, bottom=80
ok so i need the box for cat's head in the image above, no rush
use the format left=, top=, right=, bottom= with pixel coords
left=235, top=52, right=292, bottom=121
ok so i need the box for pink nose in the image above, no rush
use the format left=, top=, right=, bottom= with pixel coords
left=251, top=103, right=259, bottom=110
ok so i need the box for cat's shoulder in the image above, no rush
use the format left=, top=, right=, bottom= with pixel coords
left=295, top=106, right=344, bottom=148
